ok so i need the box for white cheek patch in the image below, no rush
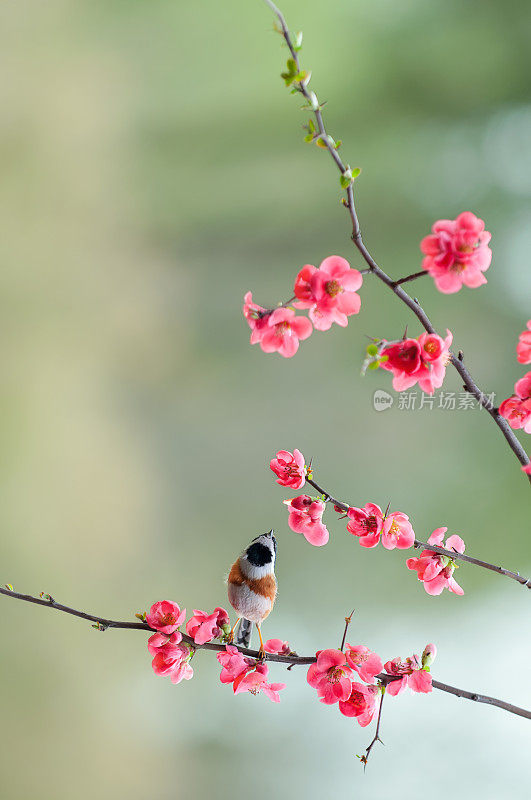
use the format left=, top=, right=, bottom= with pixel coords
left=242, top=560, right=275, bottom=580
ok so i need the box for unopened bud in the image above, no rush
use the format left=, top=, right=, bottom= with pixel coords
left=422, top=643, right=437, bottom=669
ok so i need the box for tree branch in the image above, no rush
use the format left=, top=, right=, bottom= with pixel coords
left=305, top=476, right=531, bottom=589
left=262, top=0, right=531, bottom=482
left=1, top=585, right=529, bottom=720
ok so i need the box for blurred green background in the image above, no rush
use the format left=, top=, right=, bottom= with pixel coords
left=1, top=0, right=530, bottom=797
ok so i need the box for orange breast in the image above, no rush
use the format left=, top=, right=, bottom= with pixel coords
left=248, top=574, right=277, bottom=604
left=228, top=560, right=246, bottom=586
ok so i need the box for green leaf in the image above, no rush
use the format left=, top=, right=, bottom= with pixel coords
left=368, top=361, right=380, bottom=371
left=340, top=171, right=352, bottom=189
left=316, top=136, right=329, bottom=149
left=366, top=344, right=378, bottom=356
left=294, top=31, right=303, bottom=50
left=281, top=58, right=299, bottom=86
left=304, top=133, right=314, bottom=143
left=351, top=167, right=361, bottom=179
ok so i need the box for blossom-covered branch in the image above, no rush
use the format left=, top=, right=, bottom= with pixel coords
left=304, top=475, right=531, bottom=590
left=270, top=449, right=531, bottom=592
left=261, top=0, right=531, bottom=481
left=1, top=585, right=530, bottom=721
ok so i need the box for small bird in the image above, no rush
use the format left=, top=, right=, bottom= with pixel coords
left=226, top=530, right=277, bottom=657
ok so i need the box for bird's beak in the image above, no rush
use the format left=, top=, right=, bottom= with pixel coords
left=266, top=529, right=274, bottom=537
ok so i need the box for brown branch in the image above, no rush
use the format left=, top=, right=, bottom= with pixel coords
left=262, top=0, right=531, bottom=482
left=1, top=585, right=530, bottom=720
left=306, top=475, right=531, bottom=589
left=392, top=270, right=430, bottom=286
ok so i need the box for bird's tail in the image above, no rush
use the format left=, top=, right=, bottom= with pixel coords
left=235, top=618, right=252, bottom=648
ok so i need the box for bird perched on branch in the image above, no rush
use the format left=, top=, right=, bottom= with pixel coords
left=226, top=530, right=277, bottom=657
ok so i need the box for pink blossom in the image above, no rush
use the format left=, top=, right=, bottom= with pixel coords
left=381, top=511, right=415, bottom=550
left=284, top=495, right=329, bottom=546
left=242, top=291, right=270, bottom=345
left=406, top=527, right=465, bottom=595
left=307, top=649, right=354, bottom=704
left=147, top=631, right=183, bottom=655
left=169, top=660, right=194, bottom=685
left=217, top=644, right=255, bottom=685
left=515, top=373, right=531, bottom=400
left=146, top=601, right=186, bottom=635
left=420, top=211, right=492, bottom=294
left=380, top=338, right=422, bottom=376
left=523, top=463, right=531, bottom=475
left=270, top=449, right=306, bottom=489
left=346, top=505, right=414, bottom=550
left=380, top=330, right=453, bottom=395
left=500, top=395, right=531, bottom=433
left=499, top=396, right=531, bottom=432
left=148, top=629, right=191, bottom=684
left=346, top=503, right=383, bottom=548
left=186, top=607, right=230, bottom=645
left=344, top=645, right=383, bottom=684
left=258, top=307, right=313, bottom=358
left=151, top=643, right=191, bottom=681
left=260, top=680, right=287, bottom=703
left=294, top=255, right=363, bottom=330
left=384, top=651, right=433, bottom=696
left=499, top=372, right=531, bottom=433
left=517, top=321, right=531, bottom=365
left=338, top=682, right=379, bottom=727
left=264, top=639, right=291, bottom=656
left=233, top=662, right=286, bottom=702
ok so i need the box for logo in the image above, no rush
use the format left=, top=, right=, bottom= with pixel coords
left=372, top=389, right=394, bottom=412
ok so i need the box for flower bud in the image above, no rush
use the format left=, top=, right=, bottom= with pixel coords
left=422, top=643, right=437, bottom=669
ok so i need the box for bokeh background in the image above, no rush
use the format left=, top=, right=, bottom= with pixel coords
left=1, top=0, right=530, bottom=797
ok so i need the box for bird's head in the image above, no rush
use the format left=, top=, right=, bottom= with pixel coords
left=240, top=530, right=277, bottom=579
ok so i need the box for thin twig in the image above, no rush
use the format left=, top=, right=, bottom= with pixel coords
left=340, top=609, right=355, bottom=651
left=392, top=270, right=430, bottom=286
left=361, top=688, right=385, bottom=768
left=1, top=585, right=530, bottom=720
left=262, top=0, right=531, bottom=482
